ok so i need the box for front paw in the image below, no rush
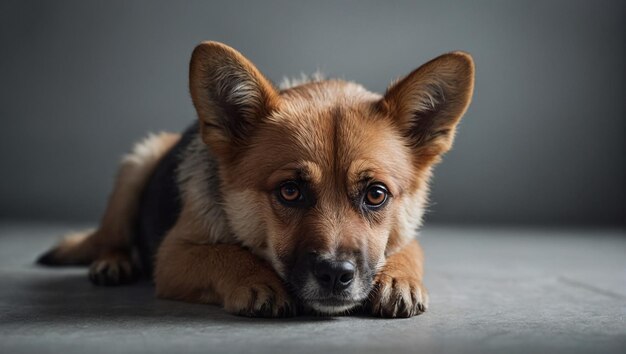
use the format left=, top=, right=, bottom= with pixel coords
left=369, top=273, right=428, bottom=318
left=224, top=276, right=295, bottom=318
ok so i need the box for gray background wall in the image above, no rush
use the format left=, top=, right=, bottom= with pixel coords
left=1, top=0, right=624, bottom=227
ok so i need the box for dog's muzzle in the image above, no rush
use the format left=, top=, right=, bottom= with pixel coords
left=286, top=251, right=373, bottom=314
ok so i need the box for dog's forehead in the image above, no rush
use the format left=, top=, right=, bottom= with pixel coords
left=270, top=80, right=386, bottom=156
left=241, top=81, right=415, bottom=189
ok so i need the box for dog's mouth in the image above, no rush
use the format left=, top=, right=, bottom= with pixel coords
left=306, top=297, right=363, bottom=314
left=286, top=277, right=369, bottom=315
left=285, top=269, right=375, bottom=315
left=289, top=281, right=371, bottom=315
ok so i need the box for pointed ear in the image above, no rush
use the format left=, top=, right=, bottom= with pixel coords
left=189, top=41, right=279, bottom=154
left=381, top=52, right=475, bottom=160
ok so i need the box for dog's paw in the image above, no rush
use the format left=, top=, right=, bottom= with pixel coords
left=369, top=273, right=428, bottom=318
left=88, top=253, right=139, bottom=286
left=224, top=276, right=295, bottom=318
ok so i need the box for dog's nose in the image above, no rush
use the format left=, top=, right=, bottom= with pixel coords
left=313, top=259, right=356, bottom=291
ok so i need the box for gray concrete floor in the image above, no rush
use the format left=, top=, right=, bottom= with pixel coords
left=0, top=222, right=624, bottom=353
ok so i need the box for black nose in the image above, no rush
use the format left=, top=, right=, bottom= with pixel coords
left=313, top=259, right=356, bottom=291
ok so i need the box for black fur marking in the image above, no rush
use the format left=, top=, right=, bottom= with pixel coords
left=134, top=122, right=200, bottom=276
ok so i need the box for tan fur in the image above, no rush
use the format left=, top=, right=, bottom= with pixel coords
left=39, top=41, right=474, bottom=318
left=154, top=201, right=294, bottom=317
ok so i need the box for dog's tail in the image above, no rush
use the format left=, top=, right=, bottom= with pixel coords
left=36, top=229, right=99, bottom=266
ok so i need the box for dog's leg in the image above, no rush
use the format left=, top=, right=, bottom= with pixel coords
left=154, top=209, right=295, bottom=317
left=37, top=133, right=180, bottom=286
left=369, top=239, right=429, bottom=318
left=85, top=132, right=180, bottom=286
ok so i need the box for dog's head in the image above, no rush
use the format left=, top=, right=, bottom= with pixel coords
left=189, top=42, right=474, bottom=314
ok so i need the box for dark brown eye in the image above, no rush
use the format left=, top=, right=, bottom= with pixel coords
left=279, top=182, right=301, bottom=202
left=364, top=184, right=388, bottom=207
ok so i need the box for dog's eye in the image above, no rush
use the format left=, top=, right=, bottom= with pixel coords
left=364, top=184, right=388, bottom=207
left=279, top=181, right=301, bottom=203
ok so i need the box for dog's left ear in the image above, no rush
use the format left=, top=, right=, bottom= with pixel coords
left=189, top=41, right=280, bottom=155
left=381, top=52, right=475, bottom=160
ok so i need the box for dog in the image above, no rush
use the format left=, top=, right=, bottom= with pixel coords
left=37, top=41, right=474, bottom=318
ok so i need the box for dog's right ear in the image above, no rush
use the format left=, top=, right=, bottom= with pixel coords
left=381, top=52, right=475, bottom=164
left=189, top=41, right=279, bottom=155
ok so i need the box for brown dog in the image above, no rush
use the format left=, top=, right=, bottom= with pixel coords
left=37, top=41, right=474, bottom=318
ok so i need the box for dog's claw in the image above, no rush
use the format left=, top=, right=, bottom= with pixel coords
left=369, top=274, right=428, bottom=318
left=88, top=255, right=139, bottom=286
left=225, top=279, right=295, bottom=318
